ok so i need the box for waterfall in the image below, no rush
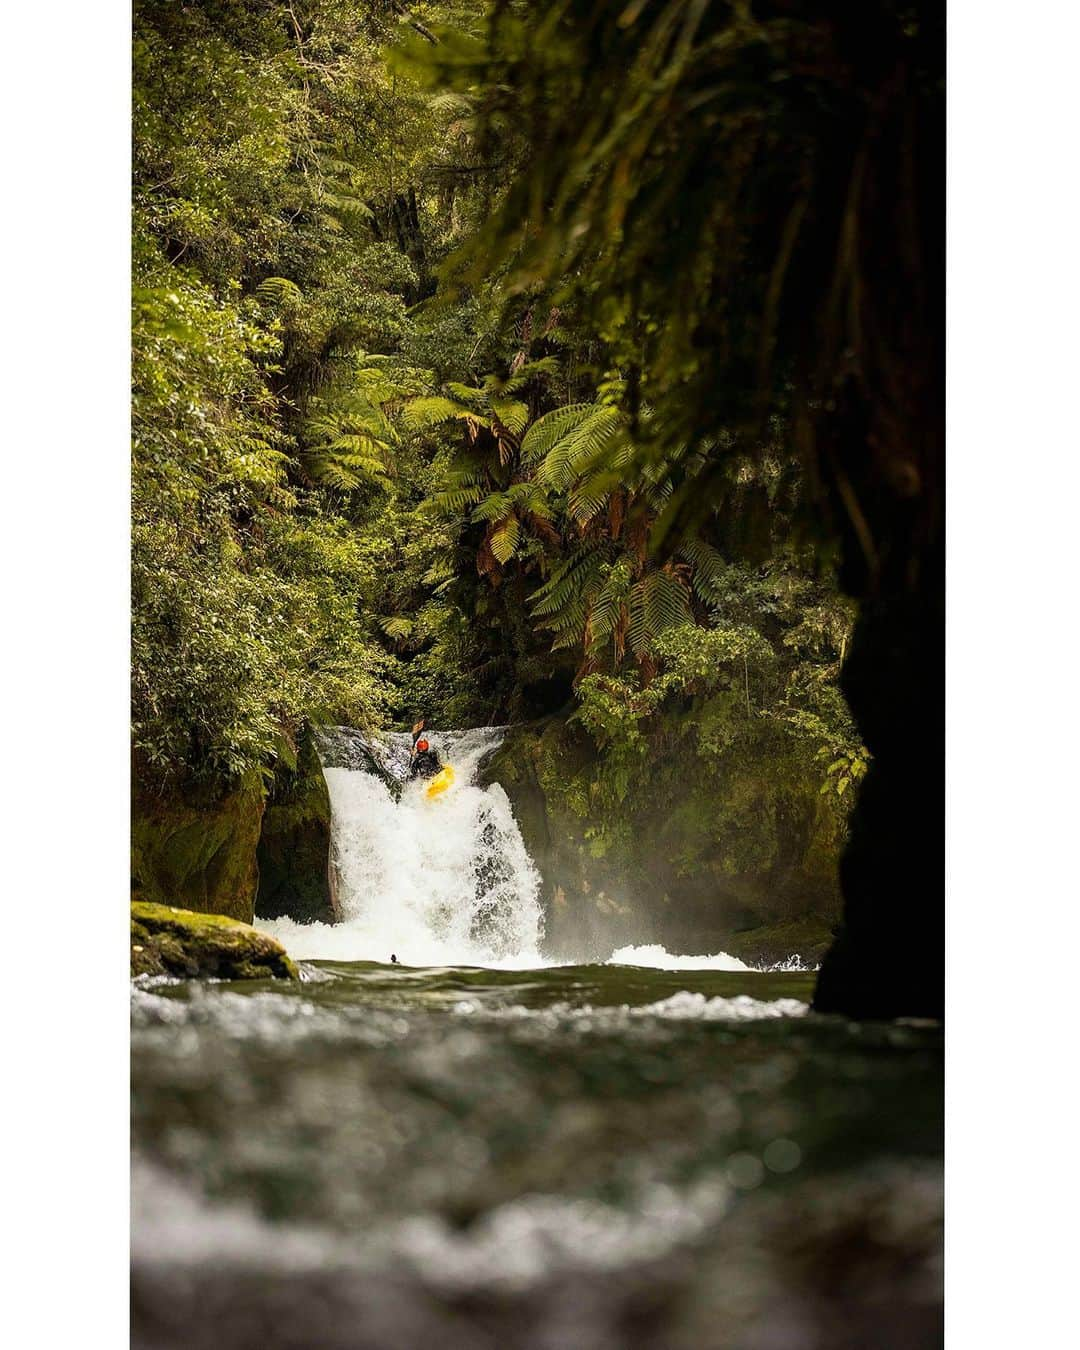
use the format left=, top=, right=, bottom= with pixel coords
left=260, top=727, right=545, bottom=966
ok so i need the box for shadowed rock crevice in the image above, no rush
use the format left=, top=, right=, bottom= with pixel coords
left=255, top=734, right=339, bottom=926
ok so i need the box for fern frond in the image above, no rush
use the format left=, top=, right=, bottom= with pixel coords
left=520, top=404, right=594, bottom=463
left=530, top=549, right=600, bottom=618
left=626, top=569, right=693, bottom=653
left=422, top=558, right=457, bottom=586
left=434, top=469, right=488, bottom=514
left=646, top=569, right=693, bottom=635
left=538, top=405, right=624, bottom=490
left=471, top=491, right=511, bottom=523
left=445, top=381, right=488, bottom=408
left=588, top=561, right=633, bottom=648
left=489, top=516, right=521, bottom=564
left=497, top=356, right=560, bottom=395
left=568, top=468, right=622, bottom=526
left=402, top=396, right=474, bottom=431
left=255, top=276, right=304, bottom=308
left=680, top=537, right=730, bottom=605
left=378, top=616, right=414, bottom=640
left=488, top=398, right=529, bottom=437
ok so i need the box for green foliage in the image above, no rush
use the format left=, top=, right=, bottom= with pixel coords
left=131, top=0, right=867, bottom=876
left=400, top=0, right=944, bottom=591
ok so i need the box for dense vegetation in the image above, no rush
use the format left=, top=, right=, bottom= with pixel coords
left=133, top=2, right=942, bottom=1002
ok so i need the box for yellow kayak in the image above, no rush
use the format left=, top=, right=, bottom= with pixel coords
left=425, top=765, right=455, bottom=799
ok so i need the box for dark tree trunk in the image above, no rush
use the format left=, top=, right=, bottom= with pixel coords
left=809, top=17, right=945, bottom=1021
left=813, top=541, right=944, bottom=1018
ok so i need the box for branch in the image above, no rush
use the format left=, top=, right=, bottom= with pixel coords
left=391, top=2, right=438, bottom=45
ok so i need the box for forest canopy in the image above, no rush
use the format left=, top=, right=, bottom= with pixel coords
left=131, top=0, right=911, bottom=837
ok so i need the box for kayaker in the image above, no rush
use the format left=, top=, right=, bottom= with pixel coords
left=410, top=733, right=442, bottom=780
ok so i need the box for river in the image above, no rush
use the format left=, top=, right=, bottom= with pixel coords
left=131, top=729, right=943, bottom=1348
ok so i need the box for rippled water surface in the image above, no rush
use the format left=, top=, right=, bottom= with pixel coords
left=131, top=961, right=943, bottom=1349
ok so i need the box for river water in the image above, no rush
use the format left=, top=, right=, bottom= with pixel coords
left=131, top=730, right=943, bottom=1348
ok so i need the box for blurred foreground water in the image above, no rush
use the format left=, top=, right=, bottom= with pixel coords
left=131, top=961, right=942, bottom=1349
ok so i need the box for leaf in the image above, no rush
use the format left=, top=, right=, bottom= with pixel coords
left=402, top=396, right=475, bottom=431
left=489, top=398, right=529, bottom=437
left=490, top=516, right=521, bottom=564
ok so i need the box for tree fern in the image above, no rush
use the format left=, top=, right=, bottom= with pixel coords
left=626, top=569, right=693, bottom=656
left=531, top=548, right=606, bottom=619
left=403, top=396, right=487, bottom=433
left=587, top=560, right=633, bottom=658
left=520, top=404, right=595, bottom=464
left=679, top=537, right=730, bottom=606
left=255, top=276, right=304, bottom=310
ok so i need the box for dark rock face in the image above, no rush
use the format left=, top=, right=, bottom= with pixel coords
left=255, top=736, right=338, bottom=925
left=131, top=777, right=266, bottom=923
left=131, top=902, right=298, bottom=980
left=482, top=719, right=843, bottom=964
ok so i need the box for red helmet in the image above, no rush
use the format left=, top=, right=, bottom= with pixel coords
left=416, top=739, right=429, bottom=752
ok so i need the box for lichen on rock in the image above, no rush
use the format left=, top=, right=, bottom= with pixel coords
left=131, top=901, right=299, bottom=981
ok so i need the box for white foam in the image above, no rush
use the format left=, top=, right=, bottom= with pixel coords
left=133, top=1154, right=734, bottom=1285
left=260, top=729, right=544, bottom=965
left=634, top=990, right=809, bottom=1020
left=606, top=943, right=753, bottom=972
left=450, top=990, right=809, bottom=1023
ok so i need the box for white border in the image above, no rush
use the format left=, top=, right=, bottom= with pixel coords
left=4, top=3, right=130, bottom=1343
left=947, top=1, right=1080, bottom=1344
left=5, top=2, right=1080, bottom=1343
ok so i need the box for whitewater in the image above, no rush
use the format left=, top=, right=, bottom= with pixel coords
left=259, top=725, right=752, bottom=971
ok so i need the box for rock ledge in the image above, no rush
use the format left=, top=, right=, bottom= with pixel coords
left=131, top=901, right=298, bottom=981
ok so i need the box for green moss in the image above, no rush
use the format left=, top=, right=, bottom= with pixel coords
left=485, top=710, right=845, bottom=960
left=132, top=775, right=266, bottom=922
left=131, top=901, right=299, bottom=981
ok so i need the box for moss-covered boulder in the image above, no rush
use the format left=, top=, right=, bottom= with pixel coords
left=721, top=917, right=836, bottom=969
left=482, top=715, right=844, bottom=963
left=255, top=734, right=338, bottom=925
left=131, top=902, right=299, bottom=980
left=132, top=774, right=266, bottom=923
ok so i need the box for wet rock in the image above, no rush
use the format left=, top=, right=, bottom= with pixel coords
left=722, top=917, right=835, bottom=969
left=131, top=901, right=298, bottom=981
left=132, top=774, right=266, bottom=923
left=256, top=733, right=338, bottom=925
left=482, top=718, right=843, bottom=963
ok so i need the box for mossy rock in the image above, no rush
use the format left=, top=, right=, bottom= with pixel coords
left=483, top=715, right=844, bottom=961
left=131, top=901, right=299, bottom=981
left=722, top=916, right=836, bottom=969
left=132, top=777, right=266, bottom=923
